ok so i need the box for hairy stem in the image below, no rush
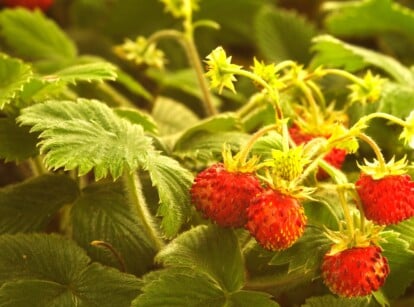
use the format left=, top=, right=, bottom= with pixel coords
left=91, top=240, right=127, bottom=272
left=337, top=187, right=354, bottom=239
left=358, top=133, right=387, bottom=170
left=123, top=170, right=164, bottom=251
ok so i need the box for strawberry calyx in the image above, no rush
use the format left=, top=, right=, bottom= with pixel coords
left=323, top=219, right=385, bottom=256
left=221, top=145, right=260, bottom=173
left=358, top=156, right=409, bottom=180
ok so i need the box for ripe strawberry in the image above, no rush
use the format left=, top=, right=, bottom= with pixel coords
left=321, top=246, right=390, bottom=297
left=356, top=173, right=414, bottom=225
left=1, top=0, right=53, bottom=10
left=190, top=163, right=263, bottom=228
left=289, top=125, right=346, bottom=180
left=245, top=189, right=306, bottom=251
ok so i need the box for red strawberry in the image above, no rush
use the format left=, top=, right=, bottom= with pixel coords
left=190, top=163, right=263, bottom=228
left=321, top=246, right=390, bottom=297
left=245, top=189, right=306, bottom=251
left=1, top=0, right=53, bottom=10
left=289, top=125, right=346, bottom=180
left=356, top=173, right=414, bottom=225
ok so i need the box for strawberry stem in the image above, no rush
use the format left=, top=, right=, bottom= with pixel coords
left=337, top=186, right=355, bottom=239
left=357, top=133, right=387, bottom=171
left=147, top=29, right=217, bottom=117
left=360, top=112, right=408, bottom=128
left=238, top=124, right=279, bottom=165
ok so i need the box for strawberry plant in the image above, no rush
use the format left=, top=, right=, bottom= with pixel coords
left=1, top=0, right=414, bottom=306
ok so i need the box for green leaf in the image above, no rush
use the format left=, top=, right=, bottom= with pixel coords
left=0, top=53, right=33, bottom=109
left=151, top=96, right=199, bottom=136
left=310, top=35, right=414, bottom=85
left=254, top=7, right=317, bottom=63
left=0, top=9, right=77, bottom=70
left=0, top=118, right=39, bottom=162
left=378, top=82, right=414, bottom=119
left=388, top=218, right=414, bottom=249
left=71, top=181, right=157, bottom=276
left=269, top=226, right=332, bottom=274
left=324, top=0, right=414, bottom=39
left=229, top=291, right=280, bottom=307
left=0, top=233, right=141, bottom=307
left=114, top=107, right=159, bottom=135
left=116, top=69, right=153, bottom=102
left=0, top=174, right=79, bottom=235
left=156, top=225, right=245, bottom=291
left=131, top=268, right=226, bottom=307
left=250, top=131, right=283, bottom=159
left=302, top=294, right=374, bottom=307
left=144, top=154, right=193, bottom=237
left=380, top=230, right=414, bottom=299
left=44, top=62, right=118, bottom=84
left=18, top=99, right=155, bottom=180
left=174, top=131, right=250, bottom=162
left=173, top=112, right=241, bottom=150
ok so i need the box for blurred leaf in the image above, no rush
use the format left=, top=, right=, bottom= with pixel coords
left=151, top=96, right=200, bottom=136
left=144, top=154, right=193, bottom=237
left=250, top=131, right=283, bottom=159
left=44, top=62, right=117, bottom=84
left=270, top=226, right=332, bottom=274
left=115, top=107, right=159, bottom=135
left=324, top=0, right=414, bottom=39
left=380, top=230, right=414, bottom=299
left=388, top=218, right=414, bottom=249
left=302, top=294, right=374, bottom=307
left=0, top=174, right=79, bottom=235
left=0, top=8, right=77, bottom=70
left=174, top=112, right=241, bottom=149
left=229, top=291, right=280, bottom=307
left=378, top=82, right=414, bottom=118
left=174, top=131, right=250, bottom=162
left=116, top=69, right=153, bottom=102
left=18, top=99, right=155, bottom=180
left=156, top=225, right=244, bottom=291
left=310, top=35, right=414, bottom=85
left=0, top=118, right=38, bottom=162
left=0, top=233, right=141, bottom=307
left=0, top=54, right=33, bottom=109
left=71, top=181, right=157, bottom=276
left=254, top=7, right=317, bottom=63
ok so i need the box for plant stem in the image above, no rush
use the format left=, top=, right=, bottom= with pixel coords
left=238, top=124, right=279, bottom=165
left=358, top=133, right=387, bottom=170
left=28, top=156, right=48, bottom=176
left=360, top=112, right=408, bottom=127
left=91, top=240, right=127, bottom=272
left=337, top=187, right=354, bottom=239
left=147, top=29, right=217, bottom=116
left=123, top=170, right=164, bottom=251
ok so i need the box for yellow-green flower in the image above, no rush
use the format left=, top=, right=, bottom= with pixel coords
left=400, top=110, right=414, bottom=148
left=204, top=47, right=242, bottom=93
left=348, top=71, right=385, bottom=105
left=160, top=0, right=199, bottom=18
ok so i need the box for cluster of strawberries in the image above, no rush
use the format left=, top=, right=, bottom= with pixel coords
left=190, top=125, right=414, bottom=298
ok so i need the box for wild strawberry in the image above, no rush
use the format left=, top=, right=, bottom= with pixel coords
left=289, top=125, right=346, bottom=180
left=321, top=246, right=390, bottom=297
left=356, top=173, right=414, bottom=225
left=190, top=163, right=263, bottom=228
left=1, top=0, right=53, bottom=10
left=245, top=189, right=306, bottom=251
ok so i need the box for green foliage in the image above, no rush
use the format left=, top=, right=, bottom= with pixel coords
left=0, top=54, right=33, bottom=109
left=0, top=118, right=38, bottom=162
left=133, top=225, right=279, bottom=306
left=302, top=294, right=374, bottom=307
left=144, top=154, right=193, bottom=237
left=18, top=99, right=154, bottom=180
left=310, top=35, right=414, bottom=85
left=71, top=181, right=157, bottom=276
left=0, top=8, right=77, bottom=71
left=254, top=7, right=317, bottom=64
left=324, top=0, right=414, bottom=39
left=0, top=233, right=141, bottom=307
left=0, top=174, right=79, bottom=234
